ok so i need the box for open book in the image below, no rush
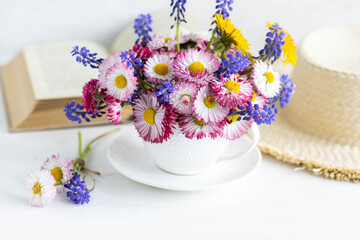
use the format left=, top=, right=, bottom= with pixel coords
left=0, top=12, right=206, bottom=131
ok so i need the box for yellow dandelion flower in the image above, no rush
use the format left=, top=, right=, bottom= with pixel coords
left=282, top=33, right=297, bottom=66
left=215, top=14, right=250, bottom=55
left=266, top=22, right=297, bottom=66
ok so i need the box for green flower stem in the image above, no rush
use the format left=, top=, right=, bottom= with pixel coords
left=205, top=27, right=217, bottom=51
left=54, top=181, right=63, bottom=186
left=78, top=131, right=82, bottom=157
left=75, top=129, right=120, bottom=173
left=95, top=93, right=107, bottom=99
left=138, top=78, right=155, bottom=89
left=176, top=7, right=181, bottom=52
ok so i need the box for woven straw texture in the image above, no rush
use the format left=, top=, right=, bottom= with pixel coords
left=258, top=25, right=360, bottom=182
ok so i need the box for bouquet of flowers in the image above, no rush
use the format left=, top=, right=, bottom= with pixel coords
left=65, top=0, right=296, bottom=143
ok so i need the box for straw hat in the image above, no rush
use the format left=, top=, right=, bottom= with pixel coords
left=258, top=25, right=360, bottom=182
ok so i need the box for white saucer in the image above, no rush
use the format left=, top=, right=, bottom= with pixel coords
left=107, top=126, right=262, bottom=191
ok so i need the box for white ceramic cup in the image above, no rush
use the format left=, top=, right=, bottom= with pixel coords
left=143, top=125, right=260, bottom=175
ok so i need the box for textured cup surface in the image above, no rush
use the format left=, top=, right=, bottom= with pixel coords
left=143, top=128, right=229, bottom=175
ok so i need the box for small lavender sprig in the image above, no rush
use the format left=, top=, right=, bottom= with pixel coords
left=71, top=46, right=104, bottom=68
left=133, top=14, right=153, bottom=44
left=64, top=101, right=103, bottom=123
left=215, top=0, right=234, bottom=19
left=259, top=23, right=286, bottom=64
left=154, top=81, right=175, bottom=104
left=216, top=51, right=250, bottom=78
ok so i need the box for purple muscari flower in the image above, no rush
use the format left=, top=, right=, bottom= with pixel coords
left=154, top=81, right=175, bottom=104
left=64, top=101, right=102, bottom=123
left=170, top=0, right=187, bottom=29
left=119, top=51, right=143, bottom=77
left=231, top=101, right=277, bottom=125
left=64, top=172, right=90, bottom=205
left=71, top=46, right=104, bottom=68
left=215, top=0, right=234, bottom=19
left=259, top=23, right=286, bottom=64
left=216, top=51, right=250, bottom=78
left=134, top=14, right=153, bottom=44
left=268, top=74, right=296, bottom=108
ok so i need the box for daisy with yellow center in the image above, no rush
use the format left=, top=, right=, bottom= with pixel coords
left=222, top=114, right=254, bottom=140
left=169, top=81, right=198, bottom=115
left=211, top=74, right=253, bottom=108
left=266, top=22, right=297, bottom=66
left=147, top=35, right=177, bottom=51
left=105, top=62, right=137, bottom=102
left=250, top=91, right=267, bottom=108
left=133, top=91, right=177, bottom=143
left=143, top=54, right=175, bottom=84
left=174, top=49, right=220, bottom=85
left=178, top=115, right=226, bottom=140
left=26, top=170, right=57, bottom=207
left=252, top=61, right=281, bottom=98
left=40, top=154, right=72, bottom=193
left=214, top=13, right=250, bottom=56
left=192, top=85, right=230, bottom=123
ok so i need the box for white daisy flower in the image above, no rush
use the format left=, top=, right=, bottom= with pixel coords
left=133, top=91, right=177, bottom=143
left=147, top=35, right=177, bottom=51
left=222, top=114, right=253, bottom=140
left=26, top=170, right=57, bottom=207
left=105, top=62, right=137, bottom=102
left=143, top=54, right=175, bottom=84
left=98, top=52, right=122, bottom=88
left=250, top=91, right=267, bottom=108
left=169, top=81, right=198, bottom=115
left=193, top=85, right=230, bottom=123
left=174, top=49, right=220, bottom=85
left=41, top=154, right=72, bottom=193
left=178, top=115, right=225, bottom=140
left=252, top=61, right=281, bottom=98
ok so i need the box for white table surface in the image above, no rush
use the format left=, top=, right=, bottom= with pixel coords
left=1, top=0, right=359, bottom=239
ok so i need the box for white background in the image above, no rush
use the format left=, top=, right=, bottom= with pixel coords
left=0, top=0, right=360, bottom=239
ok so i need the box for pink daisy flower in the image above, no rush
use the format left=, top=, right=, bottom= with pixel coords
left=222, top=114, right=254, bottom=140
left=98, top=52, right=122, bottom=88
left=143, top=53, right=175, bottom=84
left=133, top=91, right=177, bottom=143
left=130, top=43, right=152, bottom=62
left=105, top=62, right=137, bottom=102
left=178, top=115, right=225, bottom=140
left=147, top=35, right=177, bottom=51
left=106, top=96, right=123, bottom=125
left=173, top=49, right=220, bottom=85
left=41, top=154, right=71, bottom=193
left=211, top=75, right=253, bottom=108
left=178, top=33, right=207, bottom=50
left=192, top=85, right=230, bottom=123
left=81, top=79, right=101, bottom=115
left=250, top=90, right=268, bottom=108
left=169, top=81, right=199, bottom=115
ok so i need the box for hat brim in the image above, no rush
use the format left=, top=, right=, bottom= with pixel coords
left=258, top=112, right=360, bottom=182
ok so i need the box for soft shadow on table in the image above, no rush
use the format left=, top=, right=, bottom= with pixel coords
left=93, top=169, right=263, bottom=209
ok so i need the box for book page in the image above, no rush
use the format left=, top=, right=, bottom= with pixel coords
left=23, top=41, right=109, bottom=100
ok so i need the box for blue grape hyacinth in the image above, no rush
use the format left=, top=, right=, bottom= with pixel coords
left=134, top=13, right=153, bottom=44
left=64, top=172, right=90, bottom=205
left=215, top=0, right=234, bottom=19
left=259, top=23, right=286, bottom=63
